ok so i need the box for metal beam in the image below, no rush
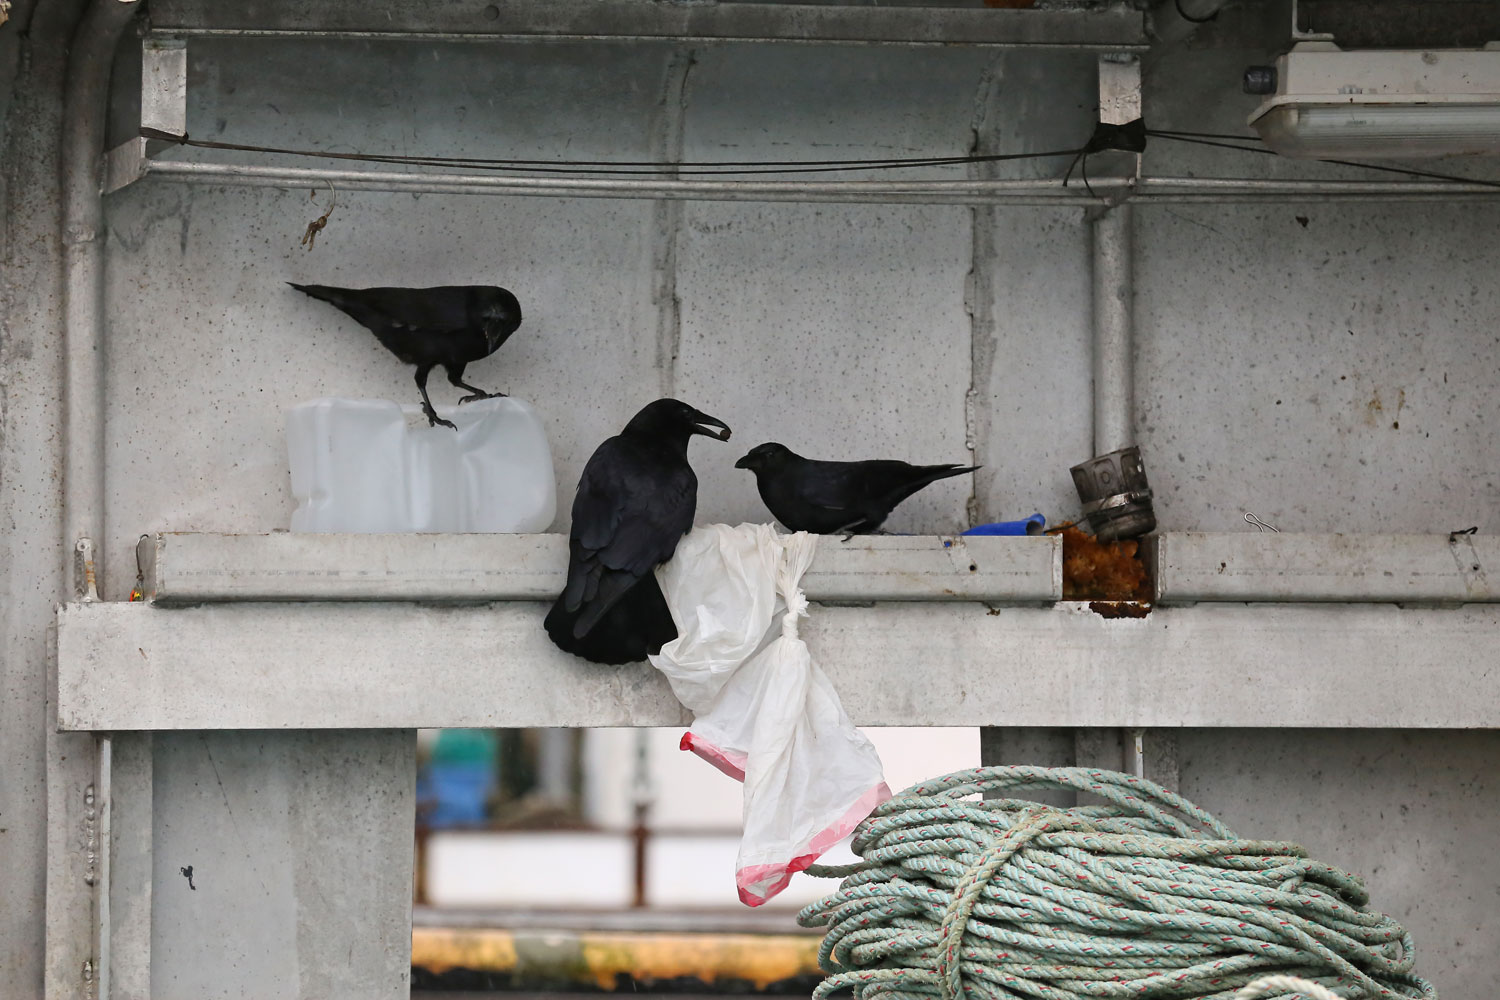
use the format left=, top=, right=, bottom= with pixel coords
left=56, top=601, right=1500, bottom=731
left=145, top=0, right=1149, bottom=49
left=1150, top=532, right=1500, bottom=604
left=144, top=532, right=1061, bottom=603
left=113, top=158, right=1500, bottom=204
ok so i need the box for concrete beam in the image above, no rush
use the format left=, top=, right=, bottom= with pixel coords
left=55, top=600, right=1500, bottom=731
left=1150, top=532, right=1500, bottom=604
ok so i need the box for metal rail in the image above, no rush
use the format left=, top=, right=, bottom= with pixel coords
left=144, top=0, right=1149, bottom=49
left=124, top=156, right=1500, bottom=205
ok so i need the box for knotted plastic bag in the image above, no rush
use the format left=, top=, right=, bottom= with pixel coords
left=649, top=523, right=890, bottom=905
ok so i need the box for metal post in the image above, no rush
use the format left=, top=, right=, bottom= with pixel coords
left=52, top=5, right=143, bottom=995
left=94, top=737, right=112, bottom=1000
left=629, top=731, right=652, bottom=909
left=1092, top=54, right=1150, bottom=781
left=1091, top=204, right=1135, bottom=457
left=63, top=0, right=141, bottom=601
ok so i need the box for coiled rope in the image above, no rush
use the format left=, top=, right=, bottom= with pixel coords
left=797, top=767, right=1435, bottom=1000
left=1237, top=977, right=1342, bottom=1000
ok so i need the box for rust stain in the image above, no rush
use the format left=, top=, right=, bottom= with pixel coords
left=1088, top=601, right=1152, bottom=619
left=1053, top=524, right=1151, bottom=602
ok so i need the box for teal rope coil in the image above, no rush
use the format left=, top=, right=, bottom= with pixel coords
left=796, top=767, right=1436, bottom=1000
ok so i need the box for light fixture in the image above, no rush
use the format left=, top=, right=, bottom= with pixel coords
left=1246, top=43, right=1500, bottom=159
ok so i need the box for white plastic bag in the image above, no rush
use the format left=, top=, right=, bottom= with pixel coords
left=649, top=523, right=890, bottom=905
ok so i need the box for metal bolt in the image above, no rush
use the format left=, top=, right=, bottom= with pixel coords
left=1243, top=65, right=1277, bottom=95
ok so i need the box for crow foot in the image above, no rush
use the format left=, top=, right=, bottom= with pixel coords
left=834, top=519, right=866, bottom=542
left=422, top=405, right=458, bottom=431
left=458, top=390, right=508, bottom=405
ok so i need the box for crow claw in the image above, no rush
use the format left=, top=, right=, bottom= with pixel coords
left=458, top=391, right=507, bottom=405
left=423, top=407, right=458, bottom=431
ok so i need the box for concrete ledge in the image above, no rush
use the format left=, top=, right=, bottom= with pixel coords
left=146, top=531, right=1062, bottom=604
left=1150, top=532, right=1500, bottom=604
left=55, top=600, right=1500, bottom=731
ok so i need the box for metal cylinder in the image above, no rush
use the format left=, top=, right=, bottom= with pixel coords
left=1091, top=205, right=1134, bottom=458
left=1070, top=445, right=1156, bottom=541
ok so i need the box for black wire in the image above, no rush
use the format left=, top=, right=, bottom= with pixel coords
left=1147, top=128, right=1266, bottom=143
left=144, top=125, right=1500, bottom=191
left=1148, top=130, right=1500, bottom=190
left=144, top=130, right=1083, bottom=177
left=1316, top=156, right=1500, bottom=190
left=1146, top=132, right=1277, bottom=157
left=1174, top=0, right=1220, bottom=24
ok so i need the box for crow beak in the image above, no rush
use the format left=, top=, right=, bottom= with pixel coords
left=691, top=412, right=732, bottom=442
left=733, top=454, right=752, bottom=469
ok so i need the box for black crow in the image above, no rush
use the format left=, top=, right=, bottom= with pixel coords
left=545, top=399, right=732, bottom=665
left=289, top=283, right=522, bottom=429
left=735, top=442, right=977, bottom=536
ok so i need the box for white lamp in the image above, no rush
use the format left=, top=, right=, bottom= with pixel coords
left=1247, top=43, right=1500, bottom=159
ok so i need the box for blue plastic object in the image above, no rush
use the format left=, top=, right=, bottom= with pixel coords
left=418, top=760, right=497, bottom=827
left=962, top=513, right=1046, bottom=536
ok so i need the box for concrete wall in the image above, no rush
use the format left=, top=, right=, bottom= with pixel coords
left=99, top=39, right=1097, bottom=571
left=4, top=7, right=1499, bottom=998
left=1, top=0, right=87, bottom=995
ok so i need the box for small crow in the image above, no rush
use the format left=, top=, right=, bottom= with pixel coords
left=735, top=442, right=978, bottom=536
left=289, top=283, right=522, bottom=429
left=545, top=399, right=732, bottom=665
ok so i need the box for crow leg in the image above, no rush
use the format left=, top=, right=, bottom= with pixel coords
left=833, top=516, right=889, bottom=542
left=833, top=519, right=866, bottom=543
left=446, top=363, right=507, bottom=404
left=415, top=364, right=457, bottom=430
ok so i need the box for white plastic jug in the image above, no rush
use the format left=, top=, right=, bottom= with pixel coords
left=287, top=397, right=556, bottom=533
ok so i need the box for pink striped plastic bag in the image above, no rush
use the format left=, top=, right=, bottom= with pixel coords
left=649, top=523, right=890, bottom=905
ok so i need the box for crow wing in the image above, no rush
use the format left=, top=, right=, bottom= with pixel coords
left=790, top=460, right=923, bottom=512
left=334, top=286, right=474, bottom=331
left=562, top=435, right=697, bottom=637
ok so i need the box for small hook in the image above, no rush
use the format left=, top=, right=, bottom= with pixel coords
left=130, top=533, right=151, bottom=602
left=300, top=181, right=336, bottom=250
left=1244, top=511, right=1279, bottom=533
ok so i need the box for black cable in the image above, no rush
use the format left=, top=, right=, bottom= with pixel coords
left=143, top=129, right=1084, bottom=177
left=1316, top=156, right=1500, bottom=190
left=1146, top=132, right=1276, bottom=157
left=1147, top=127, right=1266, bottom=143
left=142, top=124, right=1500, bottom=192
left=1148, top=130, right=1500, bottom=190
